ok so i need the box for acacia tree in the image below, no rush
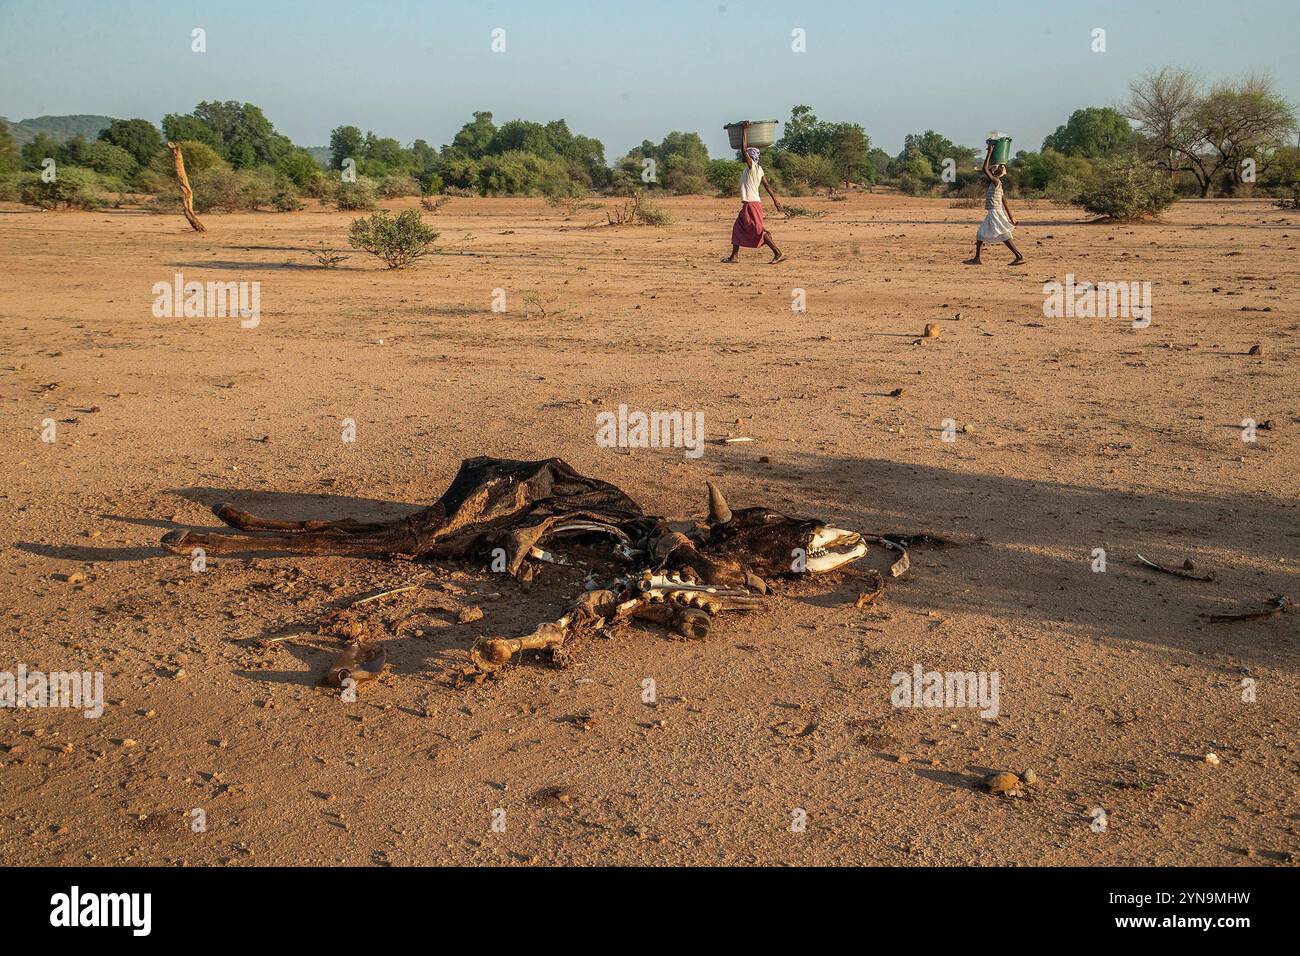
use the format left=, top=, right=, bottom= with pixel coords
left=1128, top=67, right=1296, bottom=196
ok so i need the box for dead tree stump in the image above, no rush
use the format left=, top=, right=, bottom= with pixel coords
left=166, top=141, right=207, bottom=233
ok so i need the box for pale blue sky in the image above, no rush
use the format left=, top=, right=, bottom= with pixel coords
left=2, top=0, right=1297, bottom=159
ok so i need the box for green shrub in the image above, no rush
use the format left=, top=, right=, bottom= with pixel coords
left=1043, top=174, right=1087, bottom=206
left=782, top=153, right=838, bottom=190
left=377, top=174, right=422, bottom=198
left=1077, top=155, right=1176, bottom=220
left=19, top=167, right=105, bottom=209
left=80, top=141, right=137, bottom=178
left=272, top=186, right=305, bottom=212
left=335, top=178, right=378, bottom=210
left=304, top=173, right=335, bottom=200
left=348, top=209, right=438, bottom=268
left=190, top=166, right=274, bottom=212
left=706, top=158, right=745, bottom=197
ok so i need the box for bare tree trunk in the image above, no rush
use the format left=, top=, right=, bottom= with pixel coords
left=166, top=141, right=207, bottom=233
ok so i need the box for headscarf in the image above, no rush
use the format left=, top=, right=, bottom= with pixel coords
left=745, top=147, right=760, bottom=163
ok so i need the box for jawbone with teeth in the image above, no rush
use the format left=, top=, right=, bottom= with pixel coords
left=804, top=526, right=868, bottom=573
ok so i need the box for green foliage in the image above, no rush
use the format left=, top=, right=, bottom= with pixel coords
left=622, top=131, right=710, bottom=194
left=776, top=106, right=873, bottom=185
left=1012, top=148, right=1095, bottom=194
left=1042, top=107, right=1133, bottom=158
left=706, top=158, right=745, bottom=196
left=190, top=166, right=275, bottom=213
left=1077, top=154, right=1176, bottom=219
left=19, top=166, right=105, bottom=209
left=276, top=147, right=323, bottom=188
left=163, top=101, right=292, bottom=168
left=98, top=119, right=163, bottom=166
left=20, top=132, right=63, bottom=170
left=335, top=178, right=379, bottom=210
left=780, top=152, right=838, bottom=190
left=902, top=130, right=977, bottom=172
left=329, top=125, right=365, bottom=170
left=80, top=141, right=137, bottom=178
left=271, top=186, right=305, bottom=212
left=377, top=174, right=423, bottom=198
left=348, top=209, right=438, bottom=268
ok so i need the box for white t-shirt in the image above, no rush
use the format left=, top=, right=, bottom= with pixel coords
left=740, top=163, right=764, bottom=203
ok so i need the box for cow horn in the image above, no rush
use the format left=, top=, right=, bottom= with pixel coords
left=706, top=482, right=732, bottom=525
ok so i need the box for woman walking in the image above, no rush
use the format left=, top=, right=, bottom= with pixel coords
left=965, top=140, right=1025, bottom=266
left=723, top=122, right=785, bottom=264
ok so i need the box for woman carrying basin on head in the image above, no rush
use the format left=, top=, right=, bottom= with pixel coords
left=723, top=122, right=785, bottom=265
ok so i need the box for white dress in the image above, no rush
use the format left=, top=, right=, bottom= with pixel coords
left=977, top=180, right=1014, bottom=243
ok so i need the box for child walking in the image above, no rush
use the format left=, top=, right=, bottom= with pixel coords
left=723, top=122, right=785, bottom=264
left=965, top=140, right=1025, bottom=266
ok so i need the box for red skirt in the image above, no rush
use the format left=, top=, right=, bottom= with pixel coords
left=731, top=201, right=765, bottom=247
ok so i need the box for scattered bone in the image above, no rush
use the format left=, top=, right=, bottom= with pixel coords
left=1205, top=594, right=1294, bottom=623
left=1136, top=553, right=1215, bottom=582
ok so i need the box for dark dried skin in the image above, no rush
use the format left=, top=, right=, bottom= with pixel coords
left=158, top=456, right=875, bottom=675
left=159, top=457, right=837, bottom=589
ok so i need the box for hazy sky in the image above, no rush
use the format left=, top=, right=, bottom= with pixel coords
left=2, top=0, right=1297, bottom=160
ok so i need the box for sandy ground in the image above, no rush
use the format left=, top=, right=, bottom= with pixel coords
left=0, top=192, right=1296, bottom=867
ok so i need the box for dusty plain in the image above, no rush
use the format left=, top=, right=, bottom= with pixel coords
left=0, top=193, right=1296, bottom=865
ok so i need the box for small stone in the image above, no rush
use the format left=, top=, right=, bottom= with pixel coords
left=922, top=323, right=941, bottom=338
left=896, top=754, right=909, bottom=765
left=62, top=572, right=86, bottom=585
left=1205, top=752, right=1220, bottom=766
left=1021, top=768, right=1038, bottom=785
left=889, top=387, right=905, bottom=398
left=119, top=739, right=138, bottom=748
left=1247, top=344, right=1262, bottom=355
left=457, top=607, right=484, bottom=624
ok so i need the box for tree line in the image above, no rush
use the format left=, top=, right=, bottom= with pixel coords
left=0, top=66, right=1295, bottom=216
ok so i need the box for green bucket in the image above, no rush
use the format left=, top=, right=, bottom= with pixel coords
left=990, top=136, right=1012, bottom=166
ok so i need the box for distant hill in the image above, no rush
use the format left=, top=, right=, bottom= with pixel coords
left=1, top=115, right=119, bottom=147
left=305, top=146, right=332, bottom=167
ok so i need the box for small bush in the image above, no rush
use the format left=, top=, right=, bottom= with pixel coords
left=190, top=166, right=274, bottom=212
left=335, top=178, right=378, bottom=211
left=421, top=196, right=450, bottom=213
left=782, top=204, right=826, bottom=219
left=20, top=167, right=104, bottom=209
left=1077, top=155, right=1175, bottom=220
left=377, top=174, right=422, bottom=199
left=706, top=158, right=745, bottom=197
left=348, top=209, right=438, bottom=269
left=1274, top=185, right=1300, bottom=210
left=305, top=173, right=336, bottom=201
left=309, top=243, right=349, bottom=268
left=1042, top=174, right=1087, bottom=206
left=272, top=187, right=305, bottom=212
